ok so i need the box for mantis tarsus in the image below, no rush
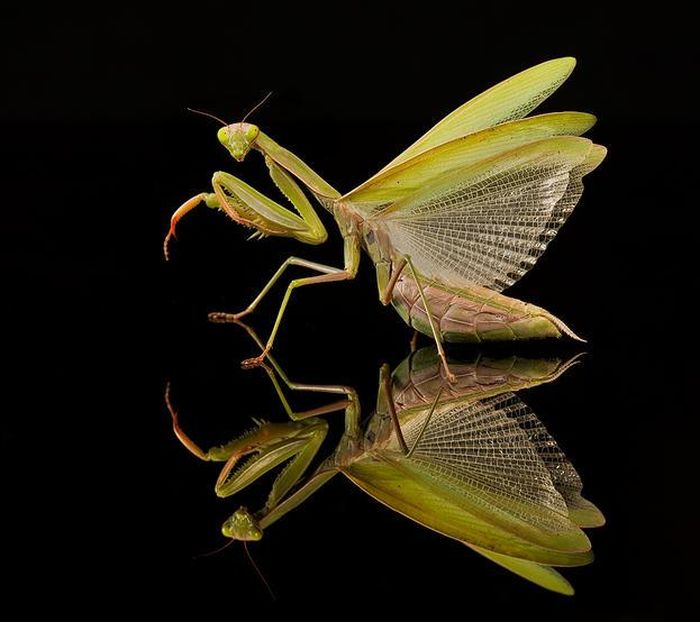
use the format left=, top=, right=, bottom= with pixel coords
left=165, top=58, right=606, bottom=380
left=167, top=326, right=603, bottom=595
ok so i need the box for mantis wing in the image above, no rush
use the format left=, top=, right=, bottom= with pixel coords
left=515, top=407, right=605, bottom=528
left=372, top=136, right=606, bottom=292
left=466, top=544, right=575, bottom=595
left=345, top=393, right=595, bottom=565
left=345, top=458, right=591, bottom=566
left=374, top=57, right=578, bottom=176
left=343, top=112, right=596, bottom=211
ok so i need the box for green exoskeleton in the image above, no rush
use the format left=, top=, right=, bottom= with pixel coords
left=164, top=58, right=606, bottom=381
left=166, top=332, right=604, bottom=595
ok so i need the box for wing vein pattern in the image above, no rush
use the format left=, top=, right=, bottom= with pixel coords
left=375, top=138, right=604, bottom=292
left=397, top=393, right=585, bottom=534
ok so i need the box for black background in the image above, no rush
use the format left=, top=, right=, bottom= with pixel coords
left=1, top=5, right=695, bottom=621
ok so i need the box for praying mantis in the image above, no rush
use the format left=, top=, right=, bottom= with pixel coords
left=166, top=327, right=603, bottom=595
left=164, top=58, right=606, bottom=380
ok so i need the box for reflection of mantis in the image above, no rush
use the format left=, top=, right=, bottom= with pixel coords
left=165, top=58, right=606, bottom=379
left=167, top=336, right=603, bottom=594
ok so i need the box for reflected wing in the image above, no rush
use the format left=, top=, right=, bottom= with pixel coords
left=346, top=392, right=595, bottom=565
left=343, top=112, right=596, bottom=211
left=399, top=393, right=580, bottom=538
left=466, top=544, right=574, bottom=595
left=375, top=57, right=577, bottom=175
left=346, top=459, right=592, bottom=566
left=373, top=137, right=606, bottom=292
left=514, top=409, right=605, bottom=528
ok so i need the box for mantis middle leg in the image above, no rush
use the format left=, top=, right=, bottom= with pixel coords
left=208, top=256, right=346, bottom=323
left=236, top=234, right=362, bottom=368
left=237, top=321, right=361, bottom=434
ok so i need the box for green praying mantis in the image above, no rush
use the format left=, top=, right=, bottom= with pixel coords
left=164, top=58, right=606, bottom=381
left=166, top=328, right=603, bottom=595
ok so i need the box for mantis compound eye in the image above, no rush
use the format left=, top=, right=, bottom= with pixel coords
left=222, top=507, right=263, bottom=541
left=244, top=124, right=259, bottom=143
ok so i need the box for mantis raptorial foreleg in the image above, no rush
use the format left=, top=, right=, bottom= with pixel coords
left=165, top=381, right=329, bottom=507
left=216, top=418, right=327, bottom=504
left=164, top=192, right=218, bottom=260
left=405, top=257, right=456, bottom=383
left=165, top=154, right=331, bottom=260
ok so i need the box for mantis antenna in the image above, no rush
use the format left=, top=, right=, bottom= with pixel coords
left=194, top=538, right=238, bottom=559
left=186, top=107, right=228, bottom=126
left=244, top=542, right=275, bottom=600
left=185, top=92, right=272, bottom=127
left=241, top=91, right=273, bottom=123
left=193, top=539, right=275, bottom=599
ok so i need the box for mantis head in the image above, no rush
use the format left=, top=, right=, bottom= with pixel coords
left=222, top=507, right=263, bottom=541
left=213, top=417, right=327, bottom=540
left=217, top=123, right=260, bottom=162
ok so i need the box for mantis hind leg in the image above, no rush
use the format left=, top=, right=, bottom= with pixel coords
left=376, top=363, right=444, bottom=457
left=241, top=271, right=352, bottom=368
left=404, top=257, right=456, bottom=383
left=237, top=321, right=360, bottom=432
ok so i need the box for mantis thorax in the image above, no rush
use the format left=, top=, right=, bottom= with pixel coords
left=360, top=220, right=393, bottom=266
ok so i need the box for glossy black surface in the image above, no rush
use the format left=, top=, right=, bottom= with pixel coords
left=2, top=6, right=694, bottom=621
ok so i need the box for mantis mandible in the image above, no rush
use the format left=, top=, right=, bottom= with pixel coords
left=164, top=58, right=606, bottom=380
left=166, top=330, right=603, bottom=595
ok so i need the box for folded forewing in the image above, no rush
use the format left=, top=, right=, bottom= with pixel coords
left=466, top=544, right=575, bottom=594
left=343, top=112, right=596, bottom=212
left=374, top=57, right=577, bottom=176
left=374, top=137, right=605, bottom=292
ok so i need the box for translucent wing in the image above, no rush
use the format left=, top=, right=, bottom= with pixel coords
left=514, top=409, right=605, bottom=528
left=398, top=393, right=580, bottom=539
left=346, top=391, right=594, bottom=563
left=375, top=57, right=577, bottom=175
left=374, top=136, right=606, bottom=292
left=343, top=112, right=596, bottom=212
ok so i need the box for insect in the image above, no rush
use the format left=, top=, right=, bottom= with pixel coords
left=166, top=327, right=604, bottom=595
left=164, top=58, right=606, bottom=380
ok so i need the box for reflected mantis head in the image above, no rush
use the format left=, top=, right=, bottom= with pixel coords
left=217, top=123, right=260, bottom=162
left=202, top=416, right=329, bottom=539
left=221, top=507, right=263, bottom=541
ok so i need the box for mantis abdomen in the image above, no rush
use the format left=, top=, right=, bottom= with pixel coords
left=391, top=275, right=581, bottom=343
